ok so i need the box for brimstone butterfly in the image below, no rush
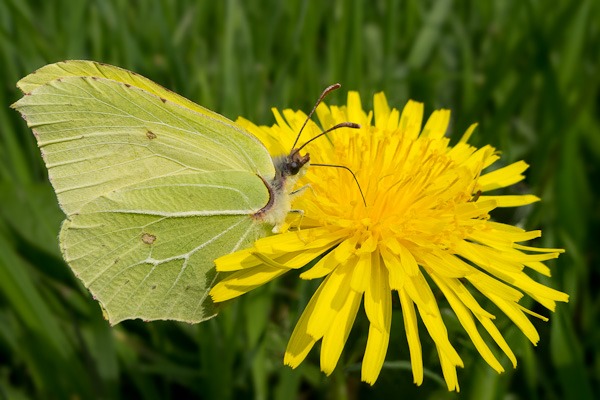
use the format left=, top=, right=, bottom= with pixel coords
left=12, top=61, right=316, bottom=324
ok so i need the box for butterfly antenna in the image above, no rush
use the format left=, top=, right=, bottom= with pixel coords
left=290, top=83, right=342, bottom=151
left=311, top=163, right=367, bottom=207
left=293, top=122, right=360, bottom=154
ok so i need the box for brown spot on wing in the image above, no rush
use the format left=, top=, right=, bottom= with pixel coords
left=142, top=233, right=156, bottom=244
left=146, top=130, right=157, bottom=140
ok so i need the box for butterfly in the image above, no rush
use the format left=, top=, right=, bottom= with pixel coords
left=12, top=61, right=319, bottom=324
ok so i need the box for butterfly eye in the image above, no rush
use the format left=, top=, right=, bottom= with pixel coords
left=289, top=161, right=301, bottom=175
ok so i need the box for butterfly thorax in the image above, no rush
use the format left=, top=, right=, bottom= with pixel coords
left=253, top=150, right=310, bottom=230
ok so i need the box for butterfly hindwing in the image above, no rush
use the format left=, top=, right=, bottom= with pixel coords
left=60, top=171, right=270, bottom=323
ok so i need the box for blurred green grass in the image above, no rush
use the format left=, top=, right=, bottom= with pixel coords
left=0, top=0, right=598, bottom=399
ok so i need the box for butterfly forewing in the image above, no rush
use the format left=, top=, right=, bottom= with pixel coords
left=14, top=76, right=274, bottom=214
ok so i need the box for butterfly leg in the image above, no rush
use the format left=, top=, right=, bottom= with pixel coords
left=286, top=209, right=314, bottom=243
left=272, top=208, right=304, bottom=233
left=289, top=184, right=314, bottom=200
left=288, top=209, right=305, bottom=228
left=271, top=185, right=313, bottom=233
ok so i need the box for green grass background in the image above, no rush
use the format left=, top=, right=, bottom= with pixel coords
left=1, top=0, right=598, bottom=399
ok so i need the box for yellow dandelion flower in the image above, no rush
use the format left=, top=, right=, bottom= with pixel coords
left=209, top=92, right=569, bottom=391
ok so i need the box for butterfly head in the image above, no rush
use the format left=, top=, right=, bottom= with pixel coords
left=281, top=150, right=310, bottom=176
left=271, top=150, right=310, bottom=190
